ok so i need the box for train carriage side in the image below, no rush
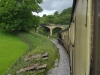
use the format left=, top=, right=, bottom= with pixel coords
left=91, top=0, right=100, bottom=75
left=69, top=0, right=93, bottom=75
left=69, top=0, right=100, bottom=75
left=58, top=28, right=70, bottom=51
left=69, top=20, right=75, bottom=74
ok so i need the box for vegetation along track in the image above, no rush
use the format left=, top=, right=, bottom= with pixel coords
left=17, top=33, right=33, bottom=52
left=4, top=32, right=59, bottom=75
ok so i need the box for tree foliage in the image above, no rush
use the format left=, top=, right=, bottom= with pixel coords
left=40, top=7, right=72, bottom=25
left=54, top=11, right=59, bottom=15
left=0, top=0, right=43, bottom=31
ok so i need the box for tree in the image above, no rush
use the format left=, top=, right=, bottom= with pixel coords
left=54, top=11, right=59, bottom=15
left=44, top=15, right=55, bottom=24
left=31, top=16, right=40, bottom=32
left=60, top=7, right=72, bottom=15
left=43, top=14, right=46, bottom=17
left=0, top=0, right=43, bottom=31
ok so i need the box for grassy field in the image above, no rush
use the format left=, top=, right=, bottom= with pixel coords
left=0, top=30, right=29, bottom=75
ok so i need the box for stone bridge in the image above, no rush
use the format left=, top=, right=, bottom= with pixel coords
left=40, top=24, right=67, bottom=36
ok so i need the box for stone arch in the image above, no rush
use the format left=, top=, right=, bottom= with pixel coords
left=37, top=26, right=49, bottom=35
left=52, top=27, right=62, bottom=36
left=39, top=24, right=67, bottom=36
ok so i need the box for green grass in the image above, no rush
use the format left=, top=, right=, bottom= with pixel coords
left=0, top=30, right=29, bottom=75
left=5, top=32, right=59, bottom=75
left=22, top=32, right=59, bottom=70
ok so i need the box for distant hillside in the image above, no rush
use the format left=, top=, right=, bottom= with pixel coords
left=40, top=7, right=72, bottom=25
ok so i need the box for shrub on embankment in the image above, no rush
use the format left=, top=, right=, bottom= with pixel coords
left=2, top=30, right=59, bottom=75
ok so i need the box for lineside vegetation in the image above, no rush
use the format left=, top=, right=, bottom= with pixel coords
left=0, top=29, right=59, bottom=75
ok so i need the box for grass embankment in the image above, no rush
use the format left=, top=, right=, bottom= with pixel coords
left=21, top=32, right=59, bottom=74
left=0, top=30, right=29, bottom=75
left=3, top=31, right=59, bottom=75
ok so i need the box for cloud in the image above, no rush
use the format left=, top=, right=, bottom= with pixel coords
left=32, top=10, right=56, bottom=17
left=32, top=12, right=38, bottom=16
left=33, top=0, right=73, bottom=17
left=38, top=10, right=56, bottom=17
left=39, top=0, right=73, bottom=13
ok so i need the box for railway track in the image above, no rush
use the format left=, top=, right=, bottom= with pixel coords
left=47, top=40, right=70, bottom=75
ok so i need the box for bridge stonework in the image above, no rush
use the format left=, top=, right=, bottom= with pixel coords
left=40, top=24, right=67, bottom=36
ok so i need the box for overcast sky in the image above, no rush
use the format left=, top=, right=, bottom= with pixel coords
left=33, top=0, right=73, bottom=17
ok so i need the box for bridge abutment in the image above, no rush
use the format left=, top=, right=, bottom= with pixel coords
left=50, top=28, right=53, bottom=36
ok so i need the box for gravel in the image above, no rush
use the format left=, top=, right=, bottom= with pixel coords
left=47, top=40, right=70, bottom=75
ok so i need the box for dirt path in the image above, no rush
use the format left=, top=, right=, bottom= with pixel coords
left=47, top=40, right=70, bottom=75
